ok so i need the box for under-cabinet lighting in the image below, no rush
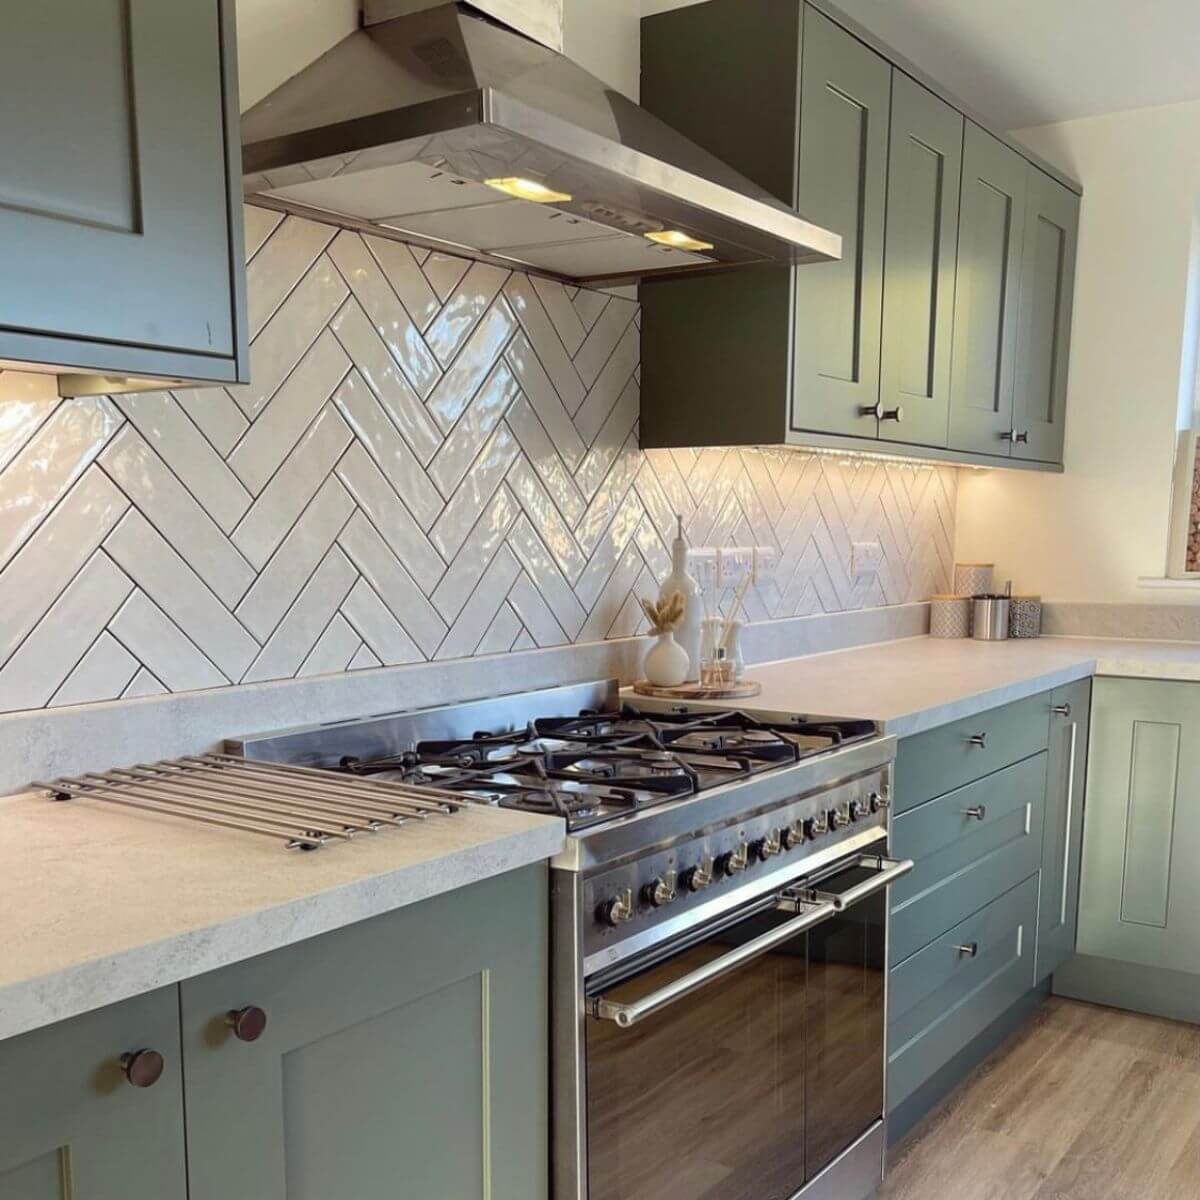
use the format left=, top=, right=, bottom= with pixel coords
left=484, top=177, right=572, bottom=203
left=644, top=229, right=715, bottom=252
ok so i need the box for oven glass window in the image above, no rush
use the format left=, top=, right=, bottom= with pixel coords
left=585, top=906, right=808, bottom=1200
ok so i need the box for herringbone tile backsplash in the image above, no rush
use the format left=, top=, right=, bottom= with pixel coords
left=0, top=207, right=955, bottom=714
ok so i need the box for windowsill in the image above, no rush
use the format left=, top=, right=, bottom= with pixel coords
left=1137, top=576, right=1200, bottom=590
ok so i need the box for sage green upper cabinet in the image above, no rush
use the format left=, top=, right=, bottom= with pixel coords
left=180, top=867, right=549, bottom=1200
left=0, top=988, right=187, bottom=1200
left=947, top=125, right=1029, bottom=455
left=1012, top=170, right=1080, bottom=463
left=878, top=75, right=963, bottom=448
left=0, top=0, right=248, bottom=395
left=791, top=8, right=891, bottom=439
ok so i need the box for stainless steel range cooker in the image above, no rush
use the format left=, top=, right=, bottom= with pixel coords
left=232, top=680, right=910, bottom=1200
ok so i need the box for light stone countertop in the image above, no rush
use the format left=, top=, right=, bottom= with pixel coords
left=0, top=791, right=563, bottom=1043
left=630, top=636, right=1200, bottom=738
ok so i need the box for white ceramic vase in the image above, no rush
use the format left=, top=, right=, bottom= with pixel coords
left=643, top=631, right=690, bottom=687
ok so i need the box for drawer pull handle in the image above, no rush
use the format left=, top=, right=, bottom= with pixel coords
left=967, top=733, right=988, bottom=748
left=120, top=1048, right=165, bottom=1088
left=955, top=942, right=979, bottom=959
left=1052, top=703, right=1071, bottom=718
left=227, top=1006, right=268, bottom=1043
left=961, top=805, right=987, bottom=821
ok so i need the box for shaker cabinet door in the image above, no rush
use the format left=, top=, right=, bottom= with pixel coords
left=0, top=0, right=238, bottom=362
left=879, top=73, right=964, bottom=448
left=1036, top=679, right=1091, bottom=981
left=947, top=124, right=1028, bottom=456
left=0, top=989, right=188, bottom=1200
left=792, top=6, right=892, bottom=439
left=1012, top=169, right=1080, bottom=464
left=180, top=866, right=549, bottom=1200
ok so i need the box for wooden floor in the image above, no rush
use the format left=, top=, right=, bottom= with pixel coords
left=880, top=997, right=1200, bottom=1200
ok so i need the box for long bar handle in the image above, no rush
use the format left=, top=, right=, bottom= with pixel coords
left=589, top=899, right=837, bottom=1029
left=802, top=855, right=914, bottom=912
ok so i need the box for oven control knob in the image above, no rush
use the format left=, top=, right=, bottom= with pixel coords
left=752, top=830, right=783, bottom=862
left=829, top=806, right=851, bottom=830
left=848, top=798, right=868, bottom=822
left=642, top=871, right=678, bottom=908
left=782, top=820, right=806, bottom=850
left=598, top=888, right=634, bottom=927
left=869, top=791, right=889, bottom=814
left=805, top=812, right=829, bottom=839
left=717, top=843, right=749, bottom=877
left=683, top=856, right=714, bottom=893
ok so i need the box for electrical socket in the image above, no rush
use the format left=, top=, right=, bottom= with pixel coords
left=851, top=540, right=884, bottom=577
left=752, top=546, right=777, bottom=584
left=717, top=547, right=753, bottom=589
left=688, top=547, right=718, bottom=591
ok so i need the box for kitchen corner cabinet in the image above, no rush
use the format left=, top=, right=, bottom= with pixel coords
left=0, top=987, right=187, bottom=1199
left=1035, top=679, right=1091, bottom=981
left=639, top=0, right=1082, bottom=471
left=1056, top=679, right=1200, bottom=1024
left=180, top=866, right=549, bottom=1200
left=0, top=0, right=248, bottom=396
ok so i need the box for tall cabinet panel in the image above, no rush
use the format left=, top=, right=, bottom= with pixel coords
left=792, top=8, right=892, bottom=439
left=1012, top=170, right=1080, bottom=463
left=947, top=125, right=1028, bottom=455
left=879, top=74, right=964, bottom=448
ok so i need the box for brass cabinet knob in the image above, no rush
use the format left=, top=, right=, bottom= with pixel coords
left=955, top=942, right=979, bottom=959
left=226, top=1006, right=269, bottom=1043
left=1052, top=703, right=1072, bottom=718
left=121, top=1048, right=165, bottom=1088
left=961, top=805, right=988, bottom=822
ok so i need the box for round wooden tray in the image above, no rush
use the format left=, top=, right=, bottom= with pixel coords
left=631, top=679, right=762, bottom=701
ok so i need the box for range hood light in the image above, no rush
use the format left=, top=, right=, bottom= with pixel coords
left=485, top=177, right=573, bottom=204
left=644, top=229, right=715, bottom=252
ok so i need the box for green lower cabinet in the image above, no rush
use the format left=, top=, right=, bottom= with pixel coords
left=1035, top=679, right=1091, bottom=981
left=0, top=988, right=187, bottom=1199
left=1056, top=678, right=1200, bottom=1023
left=180, top=866, right=549, bottom=1200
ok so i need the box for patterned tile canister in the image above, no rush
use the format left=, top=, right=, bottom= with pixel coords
left=930, top=595, right=971, bottom=639
left=1009, top=596, right=1042, bottom=639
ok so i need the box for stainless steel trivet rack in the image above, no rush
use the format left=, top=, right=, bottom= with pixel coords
left=36, top=754, right=477, bottom=851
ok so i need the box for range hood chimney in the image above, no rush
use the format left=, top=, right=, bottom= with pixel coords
left=241, top=2, right=841, bottom=285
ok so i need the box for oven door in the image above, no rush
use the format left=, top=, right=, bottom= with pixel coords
left=583, top=846, right=909, bottom=1200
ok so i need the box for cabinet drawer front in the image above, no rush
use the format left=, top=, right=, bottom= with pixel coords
left=891, top=753, right=1047, bottom=963
left=894, top=693, right=1050, bottom=812
left=887, top=874, right=1038, bottom=1109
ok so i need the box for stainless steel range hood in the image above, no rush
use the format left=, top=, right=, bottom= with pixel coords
left=241, top=2, right=841, bottom=285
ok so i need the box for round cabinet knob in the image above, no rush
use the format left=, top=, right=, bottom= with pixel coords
left=967, top=732, right=988, bottom=749
left=717, top=844, right=749, bottom=877
left=227, top=1006, right=268, bottom=1043
left=1052, top=703, right=1072, bottom=718
left=642, top=871, right=677, bottom=909
left=683, top=856, right=714, bottom=893
left=121, top=1048, right=165, bottom=1089
left=752, top=831, right=782, bottom=862
left=781, top=820, right=806, bottom=850
left=861, top=402, right=904, bottom=423
left=598, top=888, right=634, bottom=927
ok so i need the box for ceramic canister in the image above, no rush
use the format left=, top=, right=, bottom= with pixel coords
left=930, top=595, right=971, bottom=639
left=953, top=562, right=995, bottom=597
left=1009, top=595, right=1042, bottom=639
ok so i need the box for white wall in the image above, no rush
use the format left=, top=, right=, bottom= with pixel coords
left=955, top=99, right=1200, bottom=603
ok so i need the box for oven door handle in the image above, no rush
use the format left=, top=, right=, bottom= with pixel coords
left=792, top=855, right=914, bottom=912
left=588, top=897, right=839, bottom=1029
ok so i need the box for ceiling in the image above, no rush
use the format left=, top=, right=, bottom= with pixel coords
left=644, top=0, right=1200, bottom=130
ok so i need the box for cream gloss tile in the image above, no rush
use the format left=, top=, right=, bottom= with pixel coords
left=430, top=485, right=518, bottom=623
left=335, top=441, right=444, bottom=592
left=505, top=455, right=586, bottom=582
left=232, top=406, right=353, bottom=569
left=100, top=426, right=255, bottom=609
left=506, top=571, right=567, bottom=648
left=608, top=566, right=655, bottom=640
left=512, top=629, right=536, bottom=652
left=243, top=204, right=284, bottom=260
left=327, top=230, right=440, bottom=399
left=0, top=395, right=121, bottom=571
left=235, top=475, right=356, bottom=642
left=109, top=592, right=226, bottom=692
left=425, top=297, right=518, bottom=432
left=0, top=372, right=59, bottom=474
left=573, top=318, right=639, bottom=446
left=421, top=252, right=469, bottom=302
left=428, top=359, right=520, bottom=499
left=104, top=511, right=260, bottom=682
left=122, top=666, right=169, bottom=699
left=575, top=438, right=641, bottom=556
left=425, top=262, right=509, bottom=367
left=364, top=235, right=440, bottom=332
left=505, top=514, right=586, bottom=639
left=574, top=374, right=639, bottom=499
left=502, top=374, right=586, bottom=506
left=332, top=369, right=442, bottom=530
left=503, top=274, right=585, bottom=413
left=229, top=329, right=351, bottom=494
left=246, top=216, right=335, bottom=338
left=337, top=512, right=446, bottom=657
left=572, top=293, right=637, bottom=389
left=530, top=276, right=586, bottom=356
left=242, top=547, right=358, bottom=684
left=330, top=298, right=441, bottom=465
left=435, top=544, right=521, bottom=660
left=0, top=467, right=128, bottom=663
left=170, top=387, right=249, bottom=457
left=571, top=286, right=609, bottom=332
left=632, top=458, right=679, bottom=545
left=477, top=602, right=522, bottom=656
left=114, top=391, right=251, bottom=534
left=298, top=614, right=361, bottom=678
left=429, top=425, right=519, bottom=562
left=0, top=552, right=132, bottom=710
left=578, top=539, right=644, bottom=643
left=574, top=486, right=645, bottom=611
left=340, top=578, right=422, bottom=666
left=49, top=632, right=139, bottom=708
